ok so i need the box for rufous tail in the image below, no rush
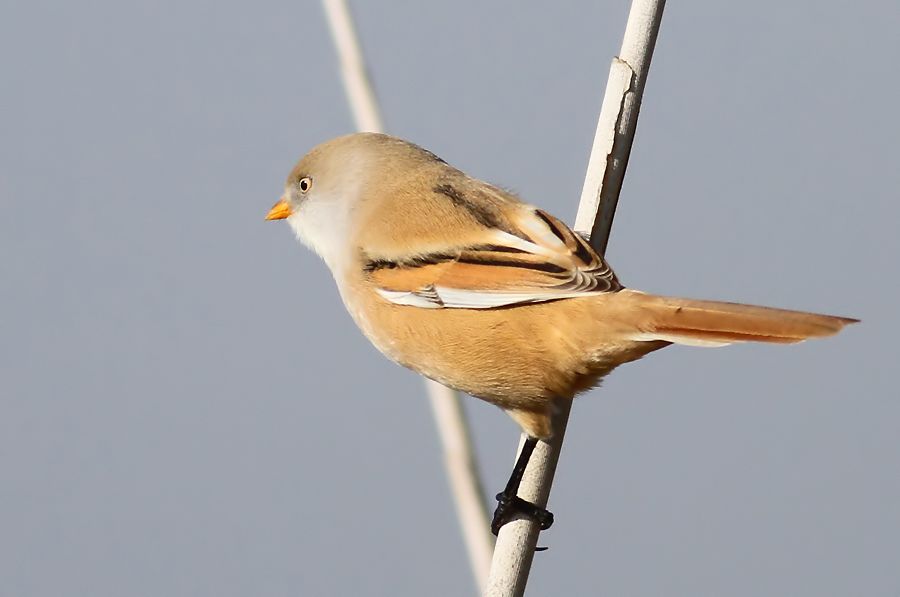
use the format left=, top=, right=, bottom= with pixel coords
left=617, top=290, right=858, bottom=347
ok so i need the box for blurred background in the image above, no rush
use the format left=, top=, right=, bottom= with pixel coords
left=2, top=1, right=898, bottom=595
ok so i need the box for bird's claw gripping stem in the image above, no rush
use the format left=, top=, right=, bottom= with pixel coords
left=491, top=491, right=554, bottom=535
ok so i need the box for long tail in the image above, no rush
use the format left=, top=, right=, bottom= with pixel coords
left=616, top=290, right=858, bottom=347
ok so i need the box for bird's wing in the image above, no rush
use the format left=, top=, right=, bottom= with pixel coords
left=365, top=208, right=622, bottom=309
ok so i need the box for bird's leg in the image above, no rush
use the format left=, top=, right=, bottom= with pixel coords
left=491, top=437, right=554, bottom=535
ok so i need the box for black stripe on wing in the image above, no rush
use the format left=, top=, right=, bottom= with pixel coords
left=533, top=209, right=622, bottom=292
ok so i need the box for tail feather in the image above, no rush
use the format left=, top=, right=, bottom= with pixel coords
left=619, top=290, right=858, bottom=347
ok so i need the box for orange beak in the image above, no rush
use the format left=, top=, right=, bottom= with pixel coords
left=265, top=198, right=293, bottom=221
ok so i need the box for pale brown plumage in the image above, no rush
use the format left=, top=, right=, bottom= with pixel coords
left=267, top=132, right=857, bottom=440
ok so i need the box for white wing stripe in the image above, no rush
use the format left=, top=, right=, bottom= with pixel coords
left=433, top=287, right=605, bottom=309
left=488, top=230, right=558, bottom=258
left=375, top=289, right=442, bottom=308
left=376, top=285, right=608, bottom=310
left=513, top=210, right=568, bottom=252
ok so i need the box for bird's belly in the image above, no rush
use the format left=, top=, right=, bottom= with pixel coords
left=345, top=294, right=618, bottom=412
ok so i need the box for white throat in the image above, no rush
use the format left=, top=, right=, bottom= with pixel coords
left=286, top=193, right=354, bottom=276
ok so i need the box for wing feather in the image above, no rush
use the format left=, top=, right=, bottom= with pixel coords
left=365, top=206, right=622, bottom=309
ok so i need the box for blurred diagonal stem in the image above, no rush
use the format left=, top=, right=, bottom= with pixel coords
left=321, top=0, right=494, bottom=590
left=484, top=1, right=667, bottom=595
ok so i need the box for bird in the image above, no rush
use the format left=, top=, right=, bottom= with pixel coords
left=265, top=132, right=857, bottom=534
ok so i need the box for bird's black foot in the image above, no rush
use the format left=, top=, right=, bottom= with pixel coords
left=490, top=436, right=555, bottom=537
left=491, top=491, right=554, bottom=536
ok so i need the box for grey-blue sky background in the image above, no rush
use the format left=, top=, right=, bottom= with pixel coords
left=2, top=1, right=898, bottom=595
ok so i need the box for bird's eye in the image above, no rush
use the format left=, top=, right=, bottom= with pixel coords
left=298, top=177, right=312, bottom=193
